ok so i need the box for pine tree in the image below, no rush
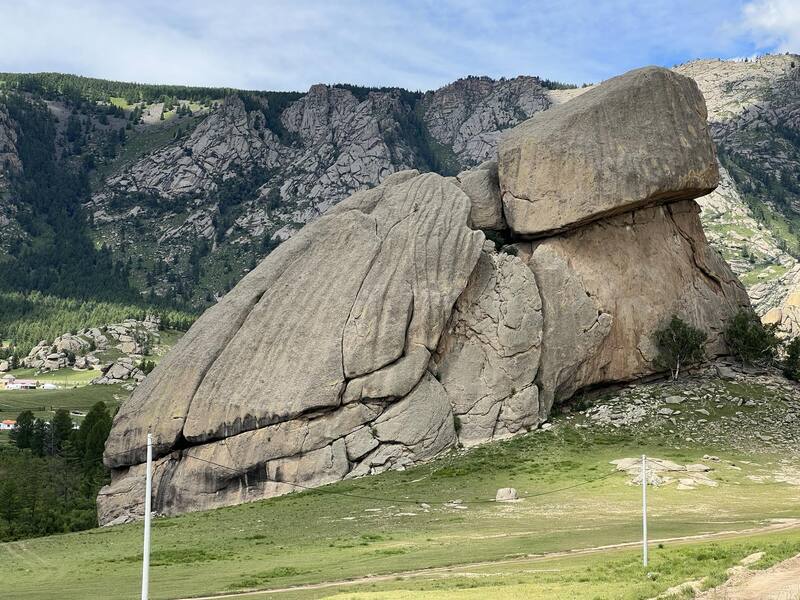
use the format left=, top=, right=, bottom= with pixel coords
left=11, top=410, right=35, bottom=449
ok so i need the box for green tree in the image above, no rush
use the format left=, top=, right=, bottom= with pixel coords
left=51, top=409, right=74, bottom=455
left=784, top=337, right=800, bottom=381
left=724, top=310, right=781, bottom=366
left=72, top=402, right=112, bottom=471
left=10, top=410, right=35, bottom=449
left=30, top=418, right=49, bottom=457
left=653, top=315, right=707, bottom=379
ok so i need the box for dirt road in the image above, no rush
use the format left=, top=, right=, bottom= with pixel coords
left=697, top=553, right=800, bottom=600
left=175, top=519, right=800, bottom=600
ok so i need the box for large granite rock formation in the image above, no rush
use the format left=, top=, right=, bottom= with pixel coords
left=99, top=66, right=748, bottom=524
left=517, top=200, right=750, bottom=414
left=498, top=67, right=719, bottom=237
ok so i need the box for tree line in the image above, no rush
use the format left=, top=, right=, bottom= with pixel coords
left=0, top=290, right=194, bottom=356
left=0, top=402, right=113, bottom=541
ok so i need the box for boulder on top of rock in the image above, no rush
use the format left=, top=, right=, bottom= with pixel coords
left=498, top=66, right=718, bottom=236
left=99, top=64, right=750, bottom=526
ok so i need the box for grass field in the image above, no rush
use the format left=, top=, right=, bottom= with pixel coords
left=3, top=376, right=800, bottom=600
left=0, top=384, right=128, bottom=431
left=4, top=367, right=98, bottom=387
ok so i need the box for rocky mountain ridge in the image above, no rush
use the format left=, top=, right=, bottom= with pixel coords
left=675, top=55, right=800, bottom=336
left=0, top=104, right=22, bottom=247
left=1, top=57, right=798, bottom=318
left=79, top=75, right=556, bottom=303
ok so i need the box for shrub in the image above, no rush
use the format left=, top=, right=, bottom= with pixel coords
left=724, top=310, right=780, bottom=366
left=653, top=315, right=707, bottom=379
left=784, top=337, right=800, bottom=381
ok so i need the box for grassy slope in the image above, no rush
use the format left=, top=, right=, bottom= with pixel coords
left=0, top=384, right=128, bottom=425
left=302, top=530, right=800, bottom=599
left=90, top=113, right=206, bottom=185
left=3, top=376, right=800, bottom=599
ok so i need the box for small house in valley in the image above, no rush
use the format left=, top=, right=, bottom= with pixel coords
left=4, top=378, right=38, bottom=390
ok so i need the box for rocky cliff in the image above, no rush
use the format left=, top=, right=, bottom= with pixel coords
left=675, top=55, right=800, bottom=335
left=79, top=76, right=553, bottom=302
left=98, top=67, right=749, bottom=524
left=70, top=58, right=798, bottom=318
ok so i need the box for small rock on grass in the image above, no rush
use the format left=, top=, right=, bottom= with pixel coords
left=495, top=487, right=519, bottom=502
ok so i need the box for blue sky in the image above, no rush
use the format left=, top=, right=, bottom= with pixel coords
left=1, top=0, right=798, bottom=91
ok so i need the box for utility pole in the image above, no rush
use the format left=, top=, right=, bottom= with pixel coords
left=642, top=454, right=648, bottom=567
left=142, top=432, right=153, bottom=600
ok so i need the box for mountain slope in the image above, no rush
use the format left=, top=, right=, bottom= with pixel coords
left=675, top=55, right=800, bottom=335
left=1, top=58, right=799, bottom=321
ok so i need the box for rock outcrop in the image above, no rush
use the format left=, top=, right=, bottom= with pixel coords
left=498, top=67, right=719, bottom=237
left=101, top=171, right=484, bottom=519
left=675, top=55, right=800, bottom=332
left=420, top=76, right=551, bottom=165
left=0, top=104, right=23, bottom=250
left=101, top=96, right=277, bottom=199
left=99, top=66, right=748, bottom=524
left=518, top=200, right=750, bottom=413
left=433, top=247, right=542, bottom=444
left=0, top=105, right=20, bottom=191
left=21, top=317, right=161, bottom=380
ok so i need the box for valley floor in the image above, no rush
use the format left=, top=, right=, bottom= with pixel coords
left=3, top=369, right=800, bottom=599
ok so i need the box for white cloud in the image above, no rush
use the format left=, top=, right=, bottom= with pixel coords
left=741, top=0, right=800, bottom=53
left=0, top=0, right=791, bottom=92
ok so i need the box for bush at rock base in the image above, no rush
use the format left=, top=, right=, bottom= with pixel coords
left=724, top=309, right=781, bottom=366
left=653, top=315, right=707, bottom=379
left=783, top=337, right=800, bottom=381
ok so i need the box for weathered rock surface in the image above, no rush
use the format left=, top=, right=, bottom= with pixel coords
left=99, top=170, right=483, bottom=521
left=0, top=105, right=20, bottom=192
left=763, top=289, right=800, bottom=338
left=93, top=357, right=145, bottom=385
left=697, top=164, right=794, bottom=287
left=21, top=317, right=160, bottom=377
left=495, top=487, right=518, bottom=502
left=99, top=65, right=751, bottom=524
left=101, top=96, right=277, bottom=199
left=420, top=76, right=551, bottom=166
left=434, top=247, right=543, bottom=443
left=519, top=200, right=750, bottom=412
left=498, top=66, right=719, bottom=237
left=0, top=104, right=23, bottom=250
left=676, top=55, right=800, bottom=328
left=454, top=161, right=505, bottom=230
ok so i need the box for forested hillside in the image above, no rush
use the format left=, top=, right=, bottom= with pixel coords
left=0, top=70, right=570, bottom=310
